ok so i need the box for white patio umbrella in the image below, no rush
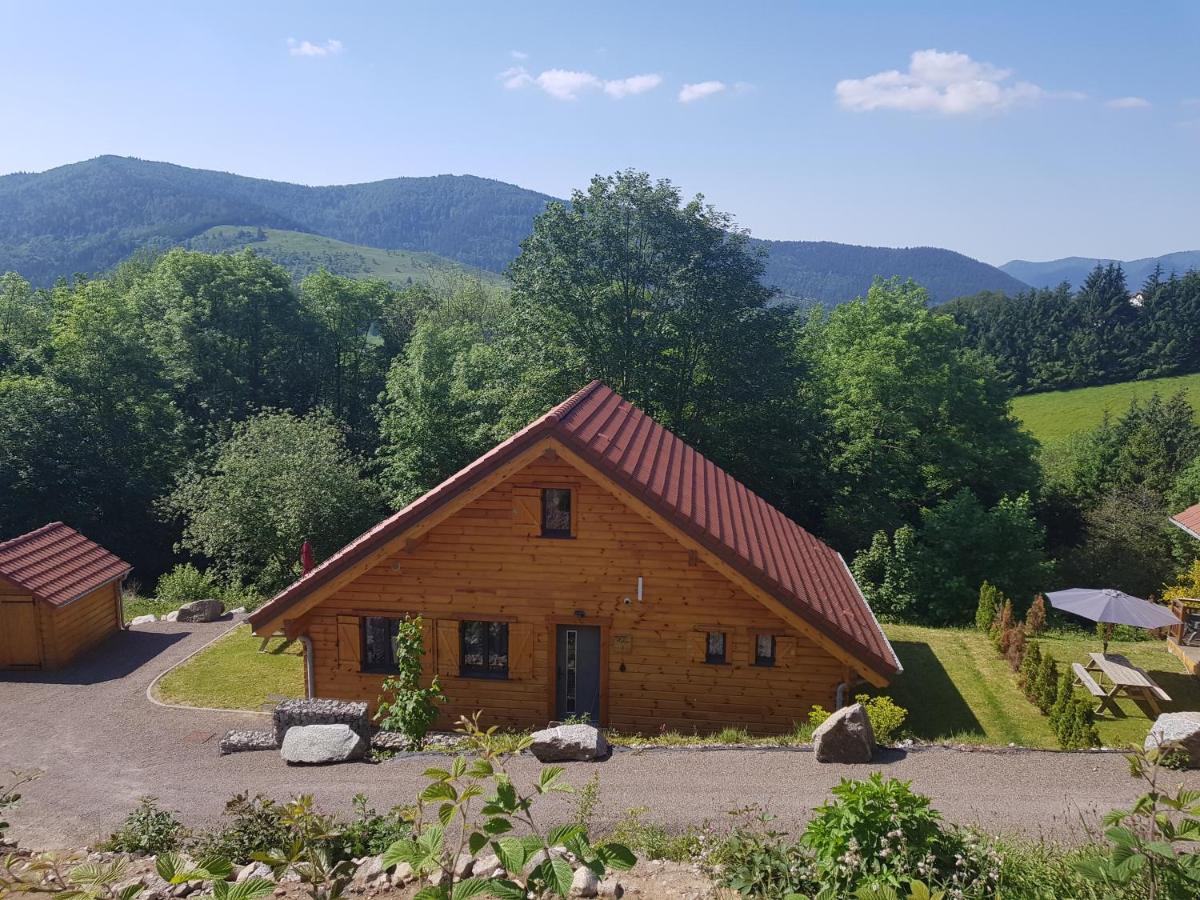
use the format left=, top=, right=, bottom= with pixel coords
left=1046, top=588, right=1178, bottom=652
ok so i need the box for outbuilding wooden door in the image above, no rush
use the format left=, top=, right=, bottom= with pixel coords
left=0, top=600, right=41, bottom=668
left=555, top=625, right=601, bottom=722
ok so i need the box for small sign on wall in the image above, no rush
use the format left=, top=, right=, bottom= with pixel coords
left=613, top=633, right=632, bottom=652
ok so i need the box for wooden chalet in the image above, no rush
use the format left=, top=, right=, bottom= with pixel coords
left=0, top=522, right=131, bottom=669
left=249, top=382, right=901, bottom=734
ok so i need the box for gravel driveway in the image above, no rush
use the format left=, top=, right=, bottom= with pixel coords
left=2, top=620, right=1196, bottom=850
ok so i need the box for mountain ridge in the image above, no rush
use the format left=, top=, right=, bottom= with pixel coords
left=1, top=155, right=1027, bottom=305
left=1000, top=251, right=1200, bottom=292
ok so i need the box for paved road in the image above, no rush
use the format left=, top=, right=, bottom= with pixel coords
left=2, top=621, right=1196, bottom=850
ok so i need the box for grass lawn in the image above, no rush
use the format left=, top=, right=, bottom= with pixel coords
left=1011, top=371, right=1200, bottom=448
left=154, top=624, right=305, bottom=710
left=885, top=623, right=1200, bottom=749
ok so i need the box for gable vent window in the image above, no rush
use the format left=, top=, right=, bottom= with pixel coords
left=705, top=632, right=727, bottom=664
left=755, top=634, right=776, bottom=667
left=541, top=488, right=572, bottom=537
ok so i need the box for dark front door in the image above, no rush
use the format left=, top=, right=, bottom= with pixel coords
left=556, top=625, right=601, bottom=722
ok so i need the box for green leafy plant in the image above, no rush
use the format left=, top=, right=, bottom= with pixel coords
left=374, top=616, right=446, bottom=749
left=573, top=773, right=601, bottom=833
left=188, top=793, right=290, bottom=865
left=379, top=712, right=636, bottom=899
left=155, top=852, right=274, bottom=900
left=254, top=796, right=355, bottom=900
left=708, top=809, right=813, bottom=898
left=329, top=794, right=413, bottom=860
left=1075, top=746, right=1200, bottom=898
left=607, top=807, right=709, bottom=863
left=102, top=797, right=185, bottom=856
left=0, top=769, right=39, bottom=842
left=155, top=563, right=219, bottom=606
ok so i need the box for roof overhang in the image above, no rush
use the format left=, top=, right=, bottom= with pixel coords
left=1171, top=514, right=1200, bottom=542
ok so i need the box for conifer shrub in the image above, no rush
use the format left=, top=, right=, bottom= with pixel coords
left=1004, top=625, right=1027, bottom=672
left=1034, top=655, right=1060, bottom=715
left=975, top=582, right=1001, bottom=632
left=1018, top=640, right=1042, bottom=694
left=991, top=598, right=1014, bottom=651
left=1025, top=594, right=1047, bottom=635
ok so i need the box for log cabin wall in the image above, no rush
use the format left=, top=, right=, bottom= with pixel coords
left=302, top=454, right=848, bottom=735
left=43, top=581, right=122, bottom=669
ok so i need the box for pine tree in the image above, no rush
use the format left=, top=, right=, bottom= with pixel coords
left=976, top=582, right=1000, bottom=632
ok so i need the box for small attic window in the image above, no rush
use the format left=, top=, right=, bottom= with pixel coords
left=541, top=488, right=572, bottom=537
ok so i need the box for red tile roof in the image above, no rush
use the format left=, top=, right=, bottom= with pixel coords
left=1171, top=503, right=1200, bottom=540
left=250, top=382, right=900, bottom=680
left=0, top=522, right=132, bottom=607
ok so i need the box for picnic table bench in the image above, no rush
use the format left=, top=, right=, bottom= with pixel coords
left=1077, top=652, right=1172, bottom=716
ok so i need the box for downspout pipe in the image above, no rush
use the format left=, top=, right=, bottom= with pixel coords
left=835, top=681, right=849, bottom=710
left=299, top=635, right=315, bottom=698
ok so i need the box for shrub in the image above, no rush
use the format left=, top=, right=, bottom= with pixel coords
left=1033, top=654, right=1060, bottom=715
left=373, top=615, right=445, bottom=749
left=990, top=598, right=1014, bottom=650
left=188, top=793, right=289, bottom=864
left=1025, top=595, right=1047, bottom=635
left=1018, top=640, right=1042, bottom=694
left=155, top=563, right=219, bottom=606
left=329, top=794, right=412, bottom=860
left=800, top=774, right=996, bottom=895
left=1003, top=625, right=1027, bottom=672
left=709, top=812, right=813, bottom=898
left=1053, top=697, right=1100, bottom=750
left=975, top=582, right=1001, bottom=632
left=102, top=797, right=185, bottom=855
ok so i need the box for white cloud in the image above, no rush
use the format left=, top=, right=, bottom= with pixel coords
left=510, top=50, right=528, bottom=60
left=679, top=80, right=726, bottom=103
left=501, top=66, right=662, bottom=101
left=604, top=73, right=662, bottom=98
left=836, top=49, right=1046, bottom=114
left=1106, top=96, right=1151, bottom=109
left=287, top=38, right=343, bottom=58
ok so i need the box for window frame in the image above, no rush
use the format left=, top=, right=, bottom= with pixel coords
left=704, top=631, right=727, bottom=665
left=540, top=487, right=574, bottom=539
left=360, top=615, right=400, bottom=674
left=460, top=619, right=510, bottom=679
left=754, top=634, right=777, bottom=667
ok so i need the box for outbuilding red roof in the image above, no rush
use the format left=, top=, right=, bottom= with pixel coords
left=1171, top=503, right=1200, bottom=540
left=0, top=522, right=132, bottom=607
left=250, top=381, right=900, bottom=680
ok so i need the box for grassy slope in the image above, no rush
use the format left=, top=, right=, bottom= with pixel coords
left=187, top=226, right=507, bottom=288
left=154, top=624, right=304, bottom=710
left=1011, top=372, right=1200, bottom=447
left=885, top=624, right=1200, bottom=749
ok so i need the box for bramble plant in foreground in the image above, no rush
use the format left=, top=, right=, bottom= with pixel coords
left=380, top=712, right=636, bottom=899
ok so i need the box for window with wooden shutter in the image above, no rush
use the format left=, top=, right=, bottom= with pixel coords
left=337, top=615, right=361, bottom=672
left=436, top=620, right=460, bottom=677
left=512, top=486, right=541, bottom=536
left=508, top=623, right=534, bottom=680
left=689, top=630, right=707, bottom=664
left=775, top=636, right=797, bottom=668
left=420, top=617, right=435, bottom=676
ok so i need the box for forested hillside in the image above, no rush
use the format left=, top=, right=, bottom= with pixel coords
left=0, top=156, right=554, bottom=284
left=757, top=239, right=1028, bottom=306
left=1001, top=251, right=1200, bottom=291
left=186, top=226, right=505, bottom=288
left=1, top=156, right=1026, bottom=305
left=944, top=265, right=1200, bottom=395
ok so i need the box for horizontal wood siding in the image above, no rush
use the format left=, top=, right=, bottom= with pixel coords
left=305, top=455, right=846, bottom=735
left=44, top=582, right=121, bottom=668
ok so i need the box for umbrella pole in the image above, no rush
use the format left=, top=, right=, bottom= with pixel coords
left=1101, top=622, right=1114, bottom=654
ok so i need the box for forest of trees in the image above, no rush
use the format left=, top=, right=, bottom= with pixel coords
left=1, top=169, right=1197, bottom=624
left=944, top=264, right=1200, bottom=394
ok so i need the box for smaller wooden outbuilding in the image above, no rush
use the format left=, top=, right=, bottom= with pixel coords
left=0, top=522, right=131, bottom=670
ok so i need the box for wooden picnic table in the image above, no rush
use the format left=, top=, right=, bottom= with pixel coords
left=1080, top=652, right=1172, bottom=716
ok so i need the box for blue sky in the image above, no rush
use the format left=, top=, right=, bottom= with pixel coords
left=2, top=1, right=1197, bottom=264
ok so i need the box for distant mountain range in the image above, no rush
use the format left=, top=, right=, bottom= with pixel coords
left=1, top=155, right=1028, bottom=305
left=1000, top=251, right=1200, bottom=292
